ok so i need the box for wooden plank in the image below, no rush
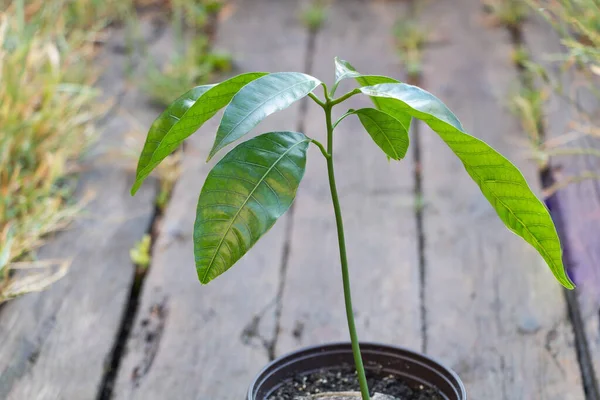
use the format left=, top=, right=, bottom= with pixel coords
left=523, top=13, right=600, bottom=394
left=277, top=0, right=422, bottom=355
left=113, top=1, right=310, bottom=399
left=418, top=0, right=584, bottom=398
left=0, top=25, right=160, bottom=400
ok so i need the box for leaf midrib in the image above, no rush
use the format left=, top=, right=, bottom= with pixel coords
left=136, top=84, right=216, bottom=181
left=213, top=78, right=316, bottom=153
left=468, top=164, right=560, bottom=273
left=363, top=87, right=570, bottom=286
left=433, top=117, right=561, bottom=276
left=441, top=124, right=563, bottom=281
left=201, top=137, right=309, bottom=282
left=368, top=91, right=554, bottom=252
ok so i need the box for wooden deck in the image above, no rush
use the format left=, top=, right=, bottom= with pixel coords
left=1, top=0, right=599, bottom=399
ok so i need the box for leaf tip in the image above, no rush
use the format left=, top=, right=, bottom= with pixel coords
left=206, top=143, right=220, bottom=162
left=562, top=276, right=576, bottom=290
left=130, top=181, right=141, bottom=196
left=197, top=266, right=212, bottom=285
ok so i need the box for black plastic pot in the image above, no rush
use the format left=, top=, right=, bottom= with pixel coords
left=247, top=342, right=466, bottom=400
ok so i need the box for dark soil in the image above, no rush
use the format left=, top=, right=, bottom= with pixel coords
left=266, top=364, right=443, bottom=400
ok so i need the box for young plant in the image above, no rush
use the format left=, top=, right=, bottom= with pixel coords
left=131, top=58, right=574, bottom=400
left=300, top=0, right=328, bottom=32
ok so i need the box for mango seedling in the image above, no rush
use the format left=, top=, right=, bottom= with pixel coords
left=131, top=57, right=574, bottom=400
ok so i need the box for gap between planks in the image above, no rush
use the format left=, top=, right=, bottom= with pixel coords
left=520, top=11, right=600, bottom=399
left=111, top=1, right=313, bottom=398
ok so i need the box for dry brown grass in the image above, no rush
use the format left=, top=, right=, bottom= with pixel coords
left=0, top=2, right=110, bottom=301
left=524, top=0, right=600, bottom=195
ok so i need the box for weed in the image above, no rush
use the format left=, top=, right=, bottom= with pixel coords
left=0, top=2, right=104, bottom=300
left=483, top=0, right=528, bottom=31
left=0, top=0, right=226, bottom=301
left=117, top=123, right=182, bottom=210
left=528, top=0, right=600, bottom=68
left=130, top=234, right=152, bottom=269
left=143, top=37, right=232, bottom=106
left=522, top=0, right=600, bottom=193
left=300, top=0, right=328, bottom=32
left=510, top=79, right=548, bottom=146
left=142, top=1, right=231, bottom=106
left=393, top=16, right=428, bottom=80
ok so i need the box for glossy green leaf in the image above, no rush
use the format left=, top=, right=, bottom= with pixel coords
left=351, top=108, right=409, bottom=160
left=360, top=82, right=574, bottom=289
left=334, top=57, right=363, bottom=83
left=131, top=72, right=268, bottom=195
left=333, top=57, right=412, bottom=131
left=208, top=72, right=321, bottom=160
left=195, top=131, right=310, bottom=283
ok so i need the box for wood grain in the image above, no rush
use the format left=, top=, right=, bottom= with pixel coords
left=523, top=13, right=600, bottom=395
left=113, top=1, right=310, bottom=399
left=0, top=24, right=159, bottom=400
left=277, top=0, right=422, bottom=355
left=418, top=0, right=584, bottom=398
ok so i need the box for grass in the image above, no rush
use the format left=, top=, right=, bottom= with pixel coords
left=300, top=0, right=328, bottom=32
left=0, top=0, right=227, bottom=302
left=0, top=1, right=108, bottom=301
left=117, top=118, right=183, bottom=210
left=143, top=36, right=232, bottom=106
left=130, top=234, right=152, bottom=269
left=393, top=16, right=428, bottom=81
left=529, top=0, right=600, bottom=69
left=483, top=0, right=529, bottom=31
left=519, top=0, right=600, bottom=195
left=485, top=0, right=600, bottom=196
left=141, top=1, right=231, bottom=106
left=509, top=46, right=548, bottom=166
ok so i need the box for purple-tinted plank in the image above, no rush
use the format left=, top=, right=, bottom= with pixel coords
left=419, top=0, right=584, bottom=398
left=524, top=11, right=600, bottom=394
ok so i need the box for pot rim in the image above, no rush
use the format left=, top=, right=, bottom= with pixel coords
left=248, top=341, right=467, bottom=400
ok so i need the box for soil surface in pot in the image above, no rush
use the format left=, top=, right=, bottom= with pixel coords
left=266, top=364, right=443, bottom=400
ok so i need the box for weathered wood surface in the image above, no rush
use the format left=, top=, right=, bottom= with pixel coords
left=113, top=1, right=310, bottom=399
left=418, top=0, right=583, bottom=398
left=523, top=14, right=600, bottom=394
left=1, top=1, right=596, bottom=399
left=0, top=23, right=160, bottom=400
left=276, top=0, right=422, bottom=355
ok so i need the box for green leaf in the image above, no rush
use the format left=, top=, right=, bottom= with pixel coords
left=208, top=72, right=321, bottom=160
left=131, top=72, right=268, bottom=195
left=195, top=131, right=310, bottom=283
left=360, top=82, right=574, bottom=289
left=351, top=108, right=409, bottom=160
left=333, top=57, right=412, bottom=131
left=334, top=57, right=363, bottom=83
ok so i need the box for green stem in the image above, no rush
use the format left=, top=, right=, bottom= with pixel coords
left=324, top=101, right=370, bottom=400
left=331, top=88, right=361, bottom=106
left=308, top=92, right=326, bottom=108
left=310, top=138, right=330, bottom=159
left=332, top=109, right=356, bottom=131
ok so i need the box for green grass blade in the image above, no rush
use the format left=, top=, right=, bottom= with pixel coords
left=361, top=82, right=574, bottom=289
